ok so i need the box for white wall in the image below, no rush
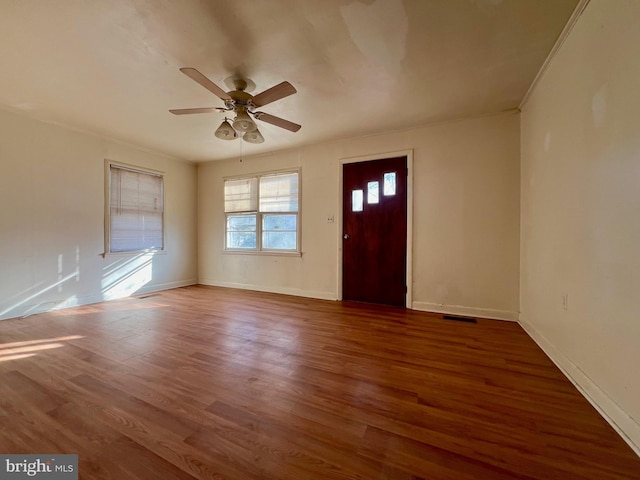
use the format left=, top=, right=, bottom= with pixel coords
left=199, top=111, right=520, bottom=320
left=0, top=109, right=197, bottom=321
left=520, top=0, right=640, bottom=452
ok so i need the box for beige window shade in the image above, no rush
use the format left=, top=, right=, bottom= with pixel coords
left=224, top=177, right=258, bottom=212
left=109, top=165, right=164, bottom=253
left=259, top=172, right=299, bottom=212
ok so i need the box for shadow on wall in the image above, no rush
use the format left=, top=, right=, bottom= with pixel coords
left=0, top=247, right=82, bottom=319
left=0, top=249, right=157, bottom=320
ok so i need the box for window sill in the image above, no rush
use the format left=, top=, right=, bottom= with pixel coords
left=223, top=249, right=301, bottom=257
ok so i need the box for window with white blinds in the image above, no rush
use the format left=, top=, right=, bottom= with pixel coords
left=224, top=170, right=300, bottom=252
left=108, top=164, right=164, bottom=253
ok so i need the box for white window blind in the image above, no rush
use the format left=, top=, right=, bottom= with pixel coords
left=224, top=177, right=258, bottom=213
left=109, top=165, right=164, bottom=253
left=259, top=172, right=299, bottom=212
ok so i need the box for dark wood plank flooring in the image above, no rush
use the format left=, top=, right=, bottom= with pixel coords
left=0, top=285, right=638, bottom=479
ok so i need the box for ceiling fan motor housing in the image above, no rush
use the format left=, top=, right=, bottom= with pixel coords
left=228, top=90, right=253, bottom=109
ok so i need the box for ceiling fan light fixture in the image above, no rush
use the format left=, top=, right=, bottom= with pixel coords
left=214, top=119, right=237, bottom=140
left=233, top=109, right=257, bottom=132
left=243, top=128, right=264, bottom=144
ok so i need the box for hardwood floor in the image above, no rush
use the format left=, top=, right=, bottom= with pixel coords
left=0, top=285, right=638, bottom=479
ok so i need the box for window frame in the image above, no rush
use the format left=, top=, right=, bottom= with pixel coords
left=104, top=160, right=166, bottom=256
left=223, top=169, right=301, bottom=255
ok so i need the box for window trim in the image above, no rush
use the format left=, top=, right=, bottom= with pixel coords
left=104, top=160, right=166, bottom=256
left=223, top=168, right=301, bottom=255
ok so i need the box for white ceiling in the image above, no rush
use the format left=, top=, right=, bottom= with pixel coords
left=0, top=0, right=578, bottom=162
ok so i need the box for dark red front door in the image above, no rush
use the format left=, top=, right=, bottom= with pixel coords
left=342, top=156, right=407, bottom=307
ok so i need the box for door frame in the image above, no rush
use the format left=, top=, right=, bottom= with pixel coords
left=337, top=149, right=414, bottom=307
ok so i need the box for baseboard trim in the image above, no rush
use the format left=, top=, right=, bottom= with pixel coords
left=75, top=279, right=199, bottom=307
left=0, top=279, right=198, bottom=321
left=412, top=302, right=519, bottom=322
left=519, top=318, right=640, bottom=457
left=200, top=279, right=337, bottom=302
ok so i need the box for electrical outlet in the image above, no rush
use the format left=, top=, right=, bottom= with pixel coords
left=327, top=215, right=334, bottom=223
left=562, top=294, right=568, bottom=311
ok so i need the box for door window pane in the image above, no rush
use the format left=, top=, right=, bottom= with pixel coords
left=383, top=172, right=396, bottom=196
left=367, top=181, right=379, bottom=204
left=352, top=190, right=363, bottom=212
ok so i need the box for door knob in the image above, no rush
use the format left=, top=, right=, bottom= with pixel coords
left=343, top=234, right=350, bottom=239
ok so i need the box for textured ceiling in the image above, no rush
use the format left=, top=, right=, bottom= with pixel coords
left=0, top=0, right=578, bottom=162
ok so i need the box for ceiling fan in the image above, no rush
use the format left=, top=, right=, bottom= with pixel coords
left=170, top=68, right=301, bottom=144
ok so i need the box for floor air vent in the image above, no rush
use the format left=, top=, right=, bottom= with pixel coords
left=138, top=293, right=161, bottom=300
left=443, top=314, right=477, bottom=323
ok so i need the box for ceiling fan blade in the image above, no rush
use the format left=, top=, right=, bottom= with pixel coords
left=252, top=81, right=297, bottom=107
left=179, top=68, right=231, bottom=101
left=169, top=107, right=218, bottom=115
left=254, top=112, right=301, bottom=132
